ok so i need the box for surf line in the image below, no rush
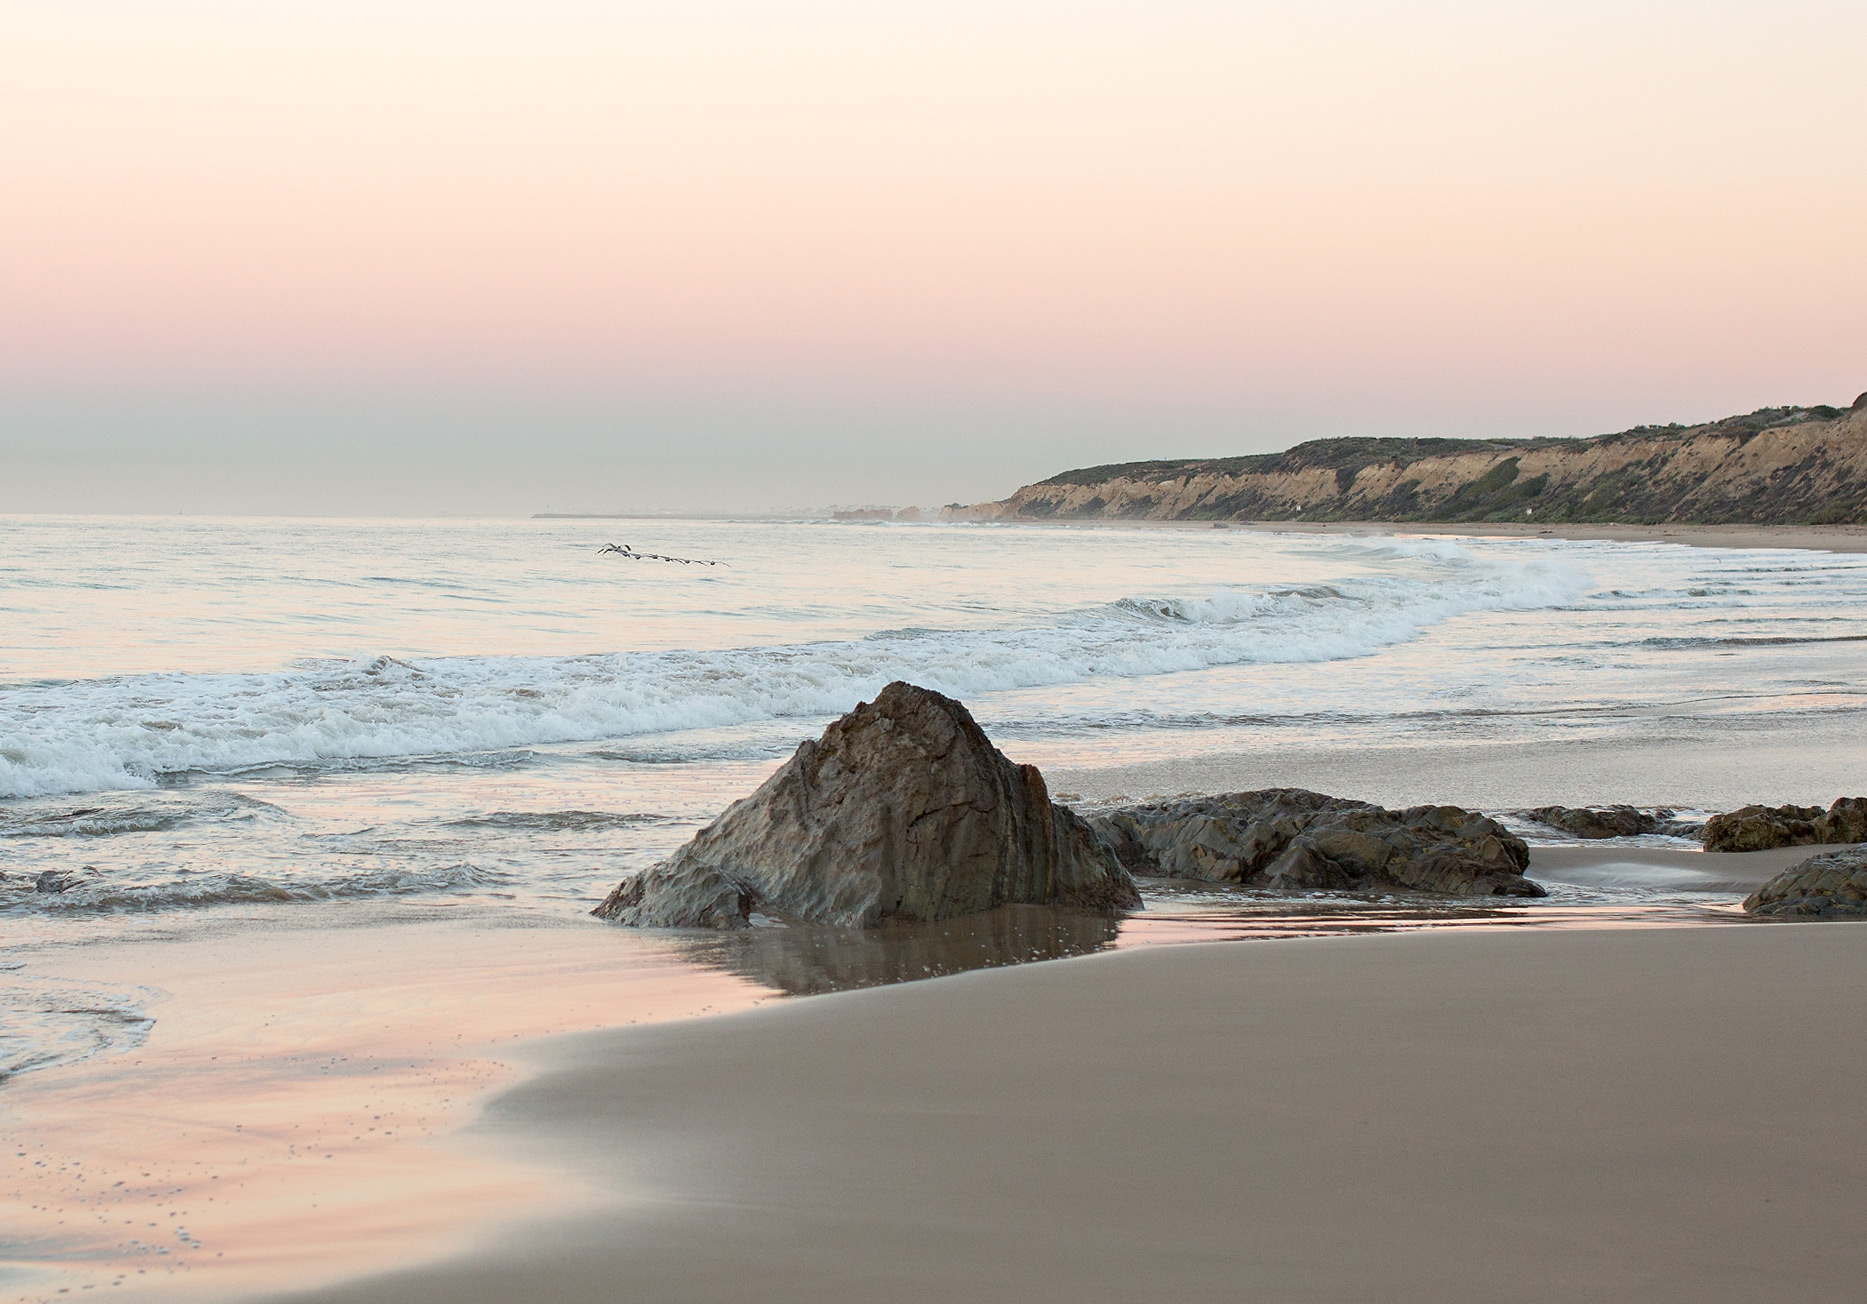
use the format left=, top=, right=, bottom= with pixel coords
left=596, top=543, right=726, bottom=567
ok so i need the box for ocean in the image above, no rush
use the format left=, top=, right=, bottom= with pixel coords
left=5, top=514, right=1867, bottom=994
left=6, top=513, right=1867, bottom=1296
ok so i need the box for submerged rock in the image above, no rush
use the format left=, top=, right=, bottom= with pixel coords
left=1087, top=789, right=1542, bottom=897
left=594, top=683, right=1140, bottom=929
left=1520, top=804, right=1652, bottom=840
left=1743, top=847, right=1867, bottom=917
left=1514, top=805, right=1702, bottom=841
left=1702, top=798, right=1867, bottom=852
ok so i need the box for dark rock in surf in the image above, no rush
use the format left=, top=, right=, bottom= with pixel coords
left=1519, top=805, right=1655, bottom=839
left=1702, top=798, right=1867, bottom=853
left=594, top=682, right=1140, bottom=929
left=1703, top=803, right=1823, bottom=851
left=1743, top=846, right=1867, bottom=917
left=1086, top=789, right=1542, bottom=897
left=1824, top=797, right=1867, bottom=844
left=1514, top=805, right=1704, bottom=841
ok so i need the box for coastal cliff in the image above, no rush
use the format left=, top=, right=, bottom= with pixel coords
left=945, top=394, right=1867, bottom=525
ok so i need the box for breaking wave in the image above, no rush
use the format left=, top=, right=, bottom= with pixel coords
left=0, top=555, right=1588, bottom=799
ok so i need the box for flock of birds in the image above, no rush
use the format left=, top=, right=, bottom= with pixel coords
left=596, top=542, right=724, bottom=567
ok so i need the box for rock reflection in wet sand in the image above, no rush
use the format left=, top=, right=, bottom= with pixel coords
left=1120, top=878, right=1748, bottom=947
left=671, top=904, right=1124, bottom=996
left=668, top=881, right=1750, bottom=997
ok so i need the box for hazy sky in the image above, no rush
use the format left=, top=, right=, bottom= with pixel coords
left=4, top=0, right=1864, bottom=514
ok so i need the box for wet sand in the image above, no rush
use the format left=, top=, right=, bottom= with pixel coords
left=1047, top=724, right=1867, bottom=814
left=1527, top=843, right=1828, bottom=894
left=278, top=922, right=1867, bottom=1304
left=0, top=909, right=774, bottom=1302
left=8, top=848, right=1855, bottom=1301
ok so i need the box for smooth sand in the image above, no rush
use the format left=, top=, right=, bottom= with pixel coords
left=0, top=908, right=774, bottom=1303
left=1047, top=725, right=1867, bottom=812
left=281, top=922, right=1867, bottom=1304
left=1528, top=842, right=1840, bottom=894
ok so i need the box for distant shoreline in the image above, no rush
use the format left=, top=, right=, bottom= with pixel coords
left=977, top=516, right=1867, bottom=553
left=533, top=512, right=1867, bottom=551
left=531, top=511, right=803, bottom=520
left=942, top=398, right=1867, bottom=530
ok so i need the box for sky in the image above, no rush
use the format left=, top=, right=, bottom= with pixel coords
left=3, top=0, right=1864, bottom=514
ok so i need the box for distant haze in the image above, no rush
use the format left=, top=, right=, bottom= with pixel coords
left=3, top=1, right=1864, bottom=515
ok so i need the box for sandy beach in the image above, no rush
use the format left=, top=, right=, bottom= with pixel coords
left=13, top=3, right=1865, bottom=1299
left=7, top=517, right=1866, bottom=1303
left=277, top=920, right=1867, bottom=1304
left=8, top=840, right=1850, bottom=1303
left=1046, top=725, right=1867, bottom=816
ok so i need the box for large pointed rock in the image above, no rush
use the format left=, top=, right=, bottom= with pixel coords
left=595, top=683, right=1140, bottom=928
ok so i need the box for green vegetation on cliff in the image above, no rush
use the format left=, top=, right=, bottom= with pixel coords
left=964, top=397, right=1867, bottom=526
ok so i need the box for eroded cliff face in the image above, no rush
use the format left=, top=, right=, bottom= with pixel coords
left=945, top=397, right=1867, bottom=525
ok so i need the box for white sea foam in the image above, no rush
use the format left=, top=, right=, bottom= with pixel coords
left=0, top=973, right=156, bottom=1080
left=0, top=791, right=283, bottom=837
left=2, top=863, right=513, bottom=913
left=0, top=555, right=1589, bottom=799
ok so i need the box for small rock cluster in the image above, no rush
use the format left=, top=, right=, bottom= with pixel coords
left=1513, top=805, right=1704, bottom=841
left=1743, top=847, right=1867, bottom=917
left=1086, top=789, right=1542, bottom=897
left=1702, top=798, right=1867, bottom=852
left=591, top=687, right=1867, bottom=932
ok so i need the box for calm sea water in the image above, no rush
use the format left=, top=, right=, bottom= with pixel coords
left=5, top=514, right=1867, bottom=1078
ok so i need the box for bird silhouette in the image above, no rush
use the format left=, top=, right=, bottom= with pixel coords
left=595, top=542, right=723, bottom=566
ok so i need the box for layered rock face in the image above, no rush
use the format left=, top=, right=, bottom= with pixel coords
left=595, top=683, right=1140, bottom=929
left=1702, top=798, right=1867, bottom=852
left=1086, top=789, right=1542, bottom=897
left=1744, top=847, right=1867, bottom=917
left=943, top=396, right=1867, bottom=526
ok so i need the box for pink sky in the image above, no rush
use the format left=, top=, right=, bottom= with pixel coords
left=3, top=1, right=1863, bottom=512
